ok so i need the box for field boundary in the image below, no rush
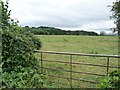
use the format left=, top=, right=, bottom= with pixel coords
left=35, top=50, right=120, bottom=88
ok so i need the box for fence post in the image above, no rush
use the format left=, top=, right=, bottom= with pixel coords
left=107, top=57, right=109, bottom=76
left=41, top=52, right=43, bottom=74
left=70, top=55, right=72, bottom=88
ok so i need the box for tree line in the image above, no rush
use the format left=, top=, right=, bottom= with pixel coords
left=23, top=26, right=99, bottom=36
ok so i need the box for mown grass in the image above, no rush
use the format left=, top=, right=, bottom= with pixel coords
left=35, top=35, right=118, bottom=88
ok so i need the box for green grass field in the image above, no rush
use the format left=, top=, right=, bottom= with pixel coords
left=37, top=35, right=118, bottom=54
left=35, top=35, right=118, bottom=88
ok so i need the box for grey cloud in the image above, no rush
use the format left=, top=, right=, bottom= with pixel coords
left=9, top=0, right=116, bottom=31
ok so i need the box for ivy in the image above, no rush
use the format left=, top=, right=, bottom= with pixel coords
left=98, top=70, right=120, bottom=89
left=1, top=1, right=43, bottom=88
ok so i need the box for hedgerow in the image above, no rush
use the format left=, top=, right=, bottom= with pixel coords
left=1, top=1, right=44, bottom=88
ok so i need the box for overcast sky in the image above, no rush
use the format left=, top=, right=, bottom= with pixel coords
left=6, top=0, right=116, bottom=33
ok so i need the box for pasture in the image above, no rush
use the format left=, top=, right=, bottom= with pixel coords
left=35, top=35, right=118, bottom=88
left=37, top=35, right=118, bottom=54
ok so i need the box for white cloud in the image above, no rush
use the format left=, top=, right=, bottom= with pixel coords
left=8, top=0, right=116, bottom=33
left=80, top=20, right=116, bottom=29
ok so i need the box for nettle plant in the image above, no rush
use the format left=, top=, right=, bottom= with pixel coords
left=1, top=1, right=48, bottom=88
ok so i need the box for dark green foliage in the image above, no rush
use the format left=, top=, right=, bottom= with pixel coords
left=110, top=1, right=120, bottom=23
left=25, top=26, right=99, bottom=36
left=98, top=70, right=120, bottom=89
left=110, top=1, right=120, bottom=34
left=1, top=1, right=42, bottom=88
left=2, top=67, right=39, bottom=88
left=100, top=31, right=106, bottom=36
left=1, top=1, right=11, bottom=29
left=2, top=29, right=41, bottom=73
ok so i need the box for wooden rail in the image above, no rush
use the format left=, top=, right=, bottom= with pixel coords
left=35, top=50, right=120, bottom=87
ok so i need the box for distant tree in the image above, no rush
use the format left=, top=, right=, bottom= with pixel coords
left=27, top=26, right=99, bottom=36
left=100, top=31, right=106, bottom=36
left=110, top=0, right=120, bottom=34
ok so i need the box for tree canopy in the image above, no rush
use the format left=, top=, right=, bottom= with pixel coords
left=24, top=26, right=99, bottom=36
left=110, top=1, right=120, bottom=34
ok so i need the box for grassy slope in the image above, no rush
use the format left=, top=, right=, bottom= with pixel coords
left=35, top=35, right=118, bottom=88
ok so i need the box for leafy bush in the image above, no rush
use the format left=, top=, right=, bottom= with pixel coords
left=1, top=1, right=44, bottom=88
left=98, top=70, right=120, bottom=89
left=2, top=67, right=45, bottom=88
left=2, top=29, right=41, bottom=72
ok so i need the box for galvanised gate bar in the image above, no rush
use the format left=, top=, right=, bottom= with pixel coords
left=35, top=50, right=120, bottom=88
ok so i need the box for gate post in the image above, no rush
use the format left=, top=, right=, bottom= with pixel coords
left=41, top=52, right=43, bottom=74
left=107, top=57, right=109, bottom=76
left=70, top=55, right=72, bottom=88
